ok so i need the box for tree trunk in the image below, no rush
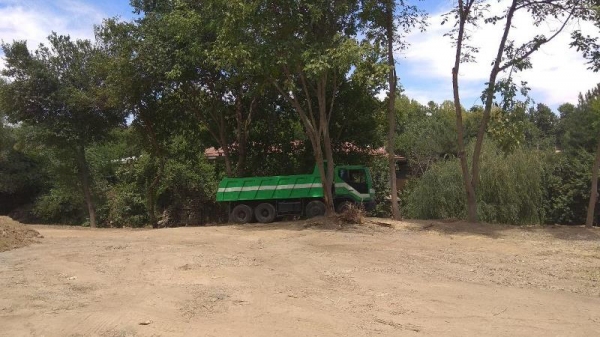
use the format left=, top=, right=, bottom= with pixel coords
left=140, top=115, right=164, bottom=228
left=146, top=155, right=164, bottom=228
left=272, top=75, right=335, bottom=215
left=386, top=0, right=401, bottom=220
left=75, top=146, right=96, bottom=228
left=146, top=177, right=157, bottom=227
left=306, top=131, right=333, bottom=214
left=586, top=134, right=600, bottom=228
left=322, top=124, right=336, bottom=216
left=234, top=95, right=256, bottom=177
left=452, top=5, right=478, bottom=223
left=218, top=112, right=233, bottom=177
left=471, top=0, right=517, bottom=191
left=317, top=77, right=336, bottom=215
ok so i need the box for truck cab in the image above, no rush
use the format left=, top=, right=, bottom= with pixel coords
left=334, top=165, right=376, bottom=211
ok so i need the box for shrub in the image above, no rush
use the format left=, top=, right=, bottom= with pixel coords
left=403, top=159, right=466, bottom=220
left=105, top=182, right=148, bottom=227
left=336, top=203, right=365, bottom=225
left=33, top=187, right=85, bottom=225
left=404, top=142, right=545, bottom=225
left=543, top=150, right=594, bottom=225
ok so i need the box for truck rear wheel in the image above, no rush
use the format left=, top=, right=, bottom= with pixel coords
left=255, top=203, right=276, bottom=223
left=305, top=200, right=326, bottom=218
left=230, top=204, right=253, bottom=224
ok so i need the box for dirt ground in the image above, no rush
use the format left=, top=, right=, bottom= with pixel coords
left=0, top=216, right=43, bottom=252
left=1, top=217, right=600, bottom=337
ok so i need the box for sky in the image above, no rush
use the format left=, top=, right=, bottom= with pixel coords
left=0, top=0, right=598, bottom=111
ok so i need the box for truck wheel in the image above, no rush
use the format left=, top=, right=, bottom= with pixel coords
left=336, top=201, right=354, bottom=214
left=230, top=204, right=253, bottom=224
left=255, top=203, right=276, bottom=223
left=305, top=200, right=326, bottom=218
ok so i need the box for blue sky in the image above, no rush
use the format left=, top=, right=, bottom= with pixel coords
left=1, top=0, right=598, bottom=111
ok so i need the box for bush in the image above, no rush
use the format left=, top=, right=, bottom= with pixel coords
left=367, top=155, right=392, bottom=217
left=403, top=159, right=466, bottom=220
left=105, top=182, right=148, bottom=227
left=33, top=187, right=85, bottom=225
left=336, top=203, right=365, bottom=225
left=543, top=150, right=595, bottom=225
left=404, top=142, right=545, bottom=225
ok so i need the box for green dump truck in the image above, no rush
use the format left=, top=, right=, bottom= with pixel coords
left=216, top=164, right=376, bottom=223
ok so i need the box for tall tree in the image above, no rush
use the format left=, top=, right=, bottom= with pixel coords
left=359, top=0, right=426, bottom=220
left=246, top=0, right=386, bottom=214
left=124, top=0, right=266, bottom=178
left=571, top=2, right=600, bottom=227
left=446, top=0, right=590, bottom=222
left=581, top=85, right=600, bottom=228
left=96, top=19, right=173, bottom=226
left=1, top=34, right=124, bottom=227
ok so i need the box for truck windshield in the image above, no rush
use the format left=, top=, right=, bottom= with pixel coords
left=339, top=169, right=368, bottom=194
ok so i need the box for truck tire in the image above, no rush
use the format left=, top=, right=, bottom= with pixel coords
left=305, top=200, right=326, bottom=218
left=230, top=204, right=253, bottom=224
left=255, top=203, right=276, bottom=223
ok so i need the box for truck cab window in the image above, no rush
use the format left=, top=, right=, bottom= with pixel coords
left=340, top=169, right=368, bottom=194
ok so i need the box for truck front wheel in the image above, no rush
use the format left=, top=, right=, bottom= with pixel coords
left=255, top=203, right=276, bottom=223
left=230, top=204, right=253, bottom=224
left=305, top=200, right=326, bottom=218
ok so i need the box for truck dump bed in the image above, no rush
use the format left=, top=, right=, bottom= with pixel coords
left=216, top=173, right=325, bottom=202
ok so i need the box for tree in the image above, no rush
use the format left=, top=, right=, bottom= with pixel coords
left=359, top=0, right=426, bottom=220
left=248, top=0, right=386, bottom=214
left=446, top=0, right=590, bottom=222
left=396, top=97, right=456, bottom=176
left=582, top=85, right=600, bottom=227
left=0, top=110, right=46, bottom=215
left=528, top=103, right=558, bottom=138
left=557, top=102, right=598, bottom=152
left=96, top=18, right=175, bottom=226
left=1, top=34, right=124, bottom=227
left=523, top=103, right=558, bottom=150
left=118, top=1, right=269, bottom=179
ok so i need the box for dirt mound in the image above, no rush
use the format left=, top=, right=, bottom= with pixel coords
left=0, top=216, right=43, bottom=252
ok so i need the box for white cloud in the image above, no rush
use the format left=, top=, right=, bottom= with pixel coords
left=0, top=0, right=108, bottom=73
left=398, top=0, right=600, bottom=109
left=0, top=0, right=105, bottom=51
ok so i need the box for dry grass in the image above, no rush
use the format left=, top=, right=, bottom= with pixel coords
left=335, top=204, right=365, bottom=225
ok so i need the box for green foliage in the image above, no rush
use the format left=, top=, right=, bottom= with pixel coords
left=2, top=1, right=598, bottom=228
left=405, top=142, right=545, bottom=225
left=159, top=135, right=219, bottom=207
left=403, top=159, right=466, bottom=220
left=396, top=98, right=457, bottom=175
left=0, top=119, right=47, bottom=214
left=367, top=155, right=392, bottom=217
left=543, top=150, right=594, bottom=225
left=487, top=105, right=527, bottom=153
left=477, top=145, right=544, bottom=225
left=105, top=182, right=148, bottom=227
left=556, top=85, right=600, bottom=155
left=33, top=187, right=85, bottom=225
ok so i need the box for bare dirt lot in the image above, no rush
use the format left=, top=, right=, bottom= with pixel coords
left=1, top=216, right=600, bottom=337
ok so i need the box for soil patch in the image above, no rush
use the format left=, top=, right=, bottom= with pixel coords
left=0, top=216, right=43, bottom=252
left=1, top=218, right=600, bottom=336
